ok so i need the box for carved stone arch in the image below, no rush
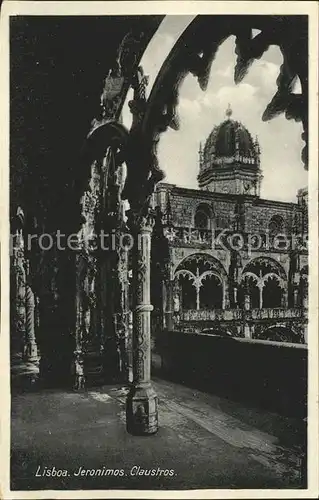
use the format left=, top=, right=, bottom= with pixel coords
left=174, top=269, right=196, bottom=283
left=242, top=256, right=287, bottom=281
left=122, top=15, right=308, bottom=210
left=174, top=252, right=228, bottom=282
left=199, top=269, right=223, bottom=286
left=241, top=271, right=259, bottom=284
left=262, top=272, right=285, bottom=289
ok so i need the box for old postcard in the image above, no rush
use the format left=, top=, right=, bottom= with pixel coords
left=0, top=1, right=318, bottom=498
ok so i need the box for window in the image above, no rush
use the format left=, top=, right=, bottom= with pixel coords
left=194, top=204, right=212, bottom=229
left=194, top=210, right=209, bottom=229
left=268, top=215, right=285, bottom=236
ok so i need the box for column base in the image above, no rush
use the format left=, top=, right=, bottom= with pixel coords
left=126, top=382, right=158, bottom=435
left=23, top=341, right=38, bottom=363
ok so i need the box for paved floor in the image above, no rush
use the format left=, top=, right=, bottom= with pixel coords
left=10, top=356, right=306, bottom=491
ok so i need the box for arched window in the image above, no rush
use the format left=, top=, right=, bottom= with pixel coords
left=194, top=204, right=212, bottom=230
left=240, top=257, right=287, bottom=309
left=174, top=253, right=227, bottom=311
left=195, top=209, right=209, bottom=229
left=268, top=215, right=285, bottom=236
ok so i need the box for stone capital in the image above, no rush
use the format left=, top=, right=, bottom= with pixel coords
left=128, top=208, right=156, bottom=235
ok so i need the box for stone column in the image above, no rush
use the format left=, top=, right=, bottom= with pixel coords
left=15, top=259, right=26, bottom=355
left=244, top=292, right=250, bottom=311
left=281, top=288, right=288, bottom=308
left=164, top=280, right=174, bottom=331
left=222, top=281, right=230, bottom=309
left=126, top=210, right=158, bottom=435
left=73, top=252, right=86, bottom=390
left=243, top=282, right=251, bottom=338
left=233, top=286, right=238, bottom=307
left=12, top=229, right=27, bottom=355
left=24, top=283, right=38, bottom=363
left=195, top=284, right=200, bottom=310
left=258, top=284, right=263, bottom=309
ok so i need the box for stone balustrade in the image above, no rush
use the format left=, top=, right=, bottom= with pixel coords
left=250, top=308, right=303, bottom=320
left=180, top=309, right=243, bottom=322
left=179, top=307, right=303, bottom=323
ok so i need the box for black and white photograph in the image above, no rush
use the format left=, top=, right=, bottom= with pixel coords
left=1, top=1, right=318, bottom=497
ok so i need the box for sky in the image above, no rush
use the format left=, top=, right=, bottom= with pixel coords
left=122, top=16, right=308, bottom=203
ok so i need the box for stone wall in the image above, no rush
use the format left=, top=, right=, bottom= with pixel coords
left=155, top=184, right=301, bottom=234
left=157, top=331, right=307, bottom=418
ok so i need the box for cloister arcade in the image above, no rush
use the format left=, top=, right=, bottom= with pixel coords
left=172, top=254, right=291, bottom=314
left=10, top=14, right=309, bottom=436
left=239, top=257, right=287, bottom=310
left=174, top=254, right=227, bottom=311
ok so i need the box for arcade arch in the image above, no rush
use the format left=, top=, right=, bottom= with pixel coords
left=174, top=253, right=227, bottom=310
left=239, top=257, right=287, bottom=309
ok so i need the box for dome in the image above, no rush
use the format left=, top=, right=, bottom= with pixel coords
left=199, top=106, right=260, bottom=179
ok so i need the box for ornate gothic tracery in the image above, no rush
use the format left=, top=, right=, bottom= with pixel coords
left=174, top=253, right=228, bottom=311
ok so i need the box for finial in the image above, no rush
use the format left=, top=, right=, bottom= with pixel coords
left=226, top=103, right=232, bottom=119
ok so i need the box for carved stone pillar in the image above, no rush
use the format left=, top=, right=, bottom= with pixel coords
left=233, top=286, right=238, bottom=307
left=24, top=283, right=38, bottom=363
left=126, top=210, right=158, bottom=435
left=11, top=229, right=26, bottom=355
left=15, top=259, right=26, bottom=355
left=222, top=281, right=230, bottom=309
left=73, top=252, right=86, bottom=390
left=258, top=284, right=263, bottom=309
left=281, top=288, right=288, bottom=308
left=244, top=293, right=251, bottom=311
left=165, top=280, right=174, bottom=331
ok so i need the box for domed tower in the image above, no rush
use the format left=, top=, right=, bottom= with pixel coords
left=198, top=105, right=263, bottom=196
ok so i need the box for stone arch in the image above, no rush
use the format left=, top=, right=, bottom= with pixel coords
left=241, top=256, right=287, bottom=281
left=174, top=253, right=227, bottom=311
left=122, top=15, right=308, bottom=211
left=174, top=252, right=228, bottom=281
left=240, top=257, right=287, bottom=309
